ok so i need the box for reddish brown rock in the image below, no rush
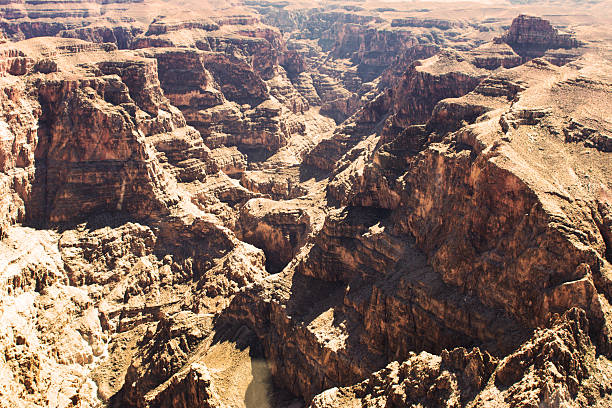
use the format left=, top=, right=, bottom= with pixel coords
left=0, top=75, right=38, bottom=238
left=496, top=15, right=583, bottom=63
left=0, top=3, right=611, bottom=408
left=241, top=168, right=307, bottom=200
left=31, top=65, right=179, bottom=224
left=391, top=51, right=488, bottom=128
left=237, top=197, right=317, bottom=272
left=310, top=308, right=612, bottom=408
left=218, top=46, right=612, bottom=408
left=146, top=363, right=228, bottom=408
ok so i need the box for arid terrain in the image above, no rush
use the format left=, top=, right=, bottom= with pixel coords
left=0, top=0, right=611, bottom=407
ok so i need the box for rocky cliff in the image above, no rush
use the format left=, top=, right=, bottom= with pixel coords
left=0, top=37, right=271, bottom=408
left=0, top=3, right=611, bottom=408
left=219, top=52, right=612, bottom=407
left=496, top=14, right=583, bottom=63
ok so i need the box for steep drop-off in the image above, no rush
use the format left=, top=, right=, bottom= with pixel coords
left=0, top=3, right=611, bottom=408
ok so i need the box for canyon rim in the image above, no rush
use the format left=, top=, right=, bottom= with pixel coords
left=0, top=0, right=611, bottom=407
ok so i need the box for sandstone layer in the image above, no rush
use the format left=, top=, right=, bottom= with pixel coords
left=0, top=2, right=611, bottom=408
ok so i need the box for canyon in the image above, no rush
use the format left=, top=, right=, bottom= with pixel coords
left=0, top=0, right=611, bottom=407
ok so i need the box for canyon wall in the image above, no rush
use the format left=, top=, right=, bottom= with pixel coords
left=0, top=5, right=610, bottom=408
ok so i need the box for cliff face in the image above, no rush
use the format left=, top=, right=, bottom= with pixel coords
left=218, top=40, right=612, bottom=408
left=32, top=77, right=174, bottom=224
left=325, top=57, right=612, bottom=331
left=0, top=75, right=38, bottom=238
left=391, top=51, right=488, bottom=128
left=305, top=51, right=488, bottom=174
left=497, top=15, right=583, bottom=63
left=1, top=4, right=611, bottom=408
left=131, top=21, right=313, bottom=160
left=0, top=42, right=191, bottom=231
left=327, top=23, right=421, bottom=82
left=28, top=51, right=205, bottom=227
left=0, top=37, right=273, bottom=408
left=310, top=308, right=606, bottom=408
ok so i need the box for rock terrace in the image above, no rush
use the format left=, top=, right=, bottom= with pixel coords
left=0, top=1, right=611, bottom=408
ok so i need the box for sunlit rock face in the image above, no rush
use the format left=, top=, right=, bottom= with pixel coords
left=497, top=14, right=582, bottom=62
left=0, top=3, right=611, bottom=408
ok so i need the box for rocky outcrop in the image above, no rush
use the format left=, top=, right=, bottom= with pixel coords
left=310, top=347, right=496, bottom=408
left=332, top=58, right=612, bottom=331
left=241, top=168, right=307, bottom=200
left=305, top=51, right=487, bottom=173
left=293, top=72, right=322, bottom=105
left=304, top=90, right=392, bottom=172
left=133, top=18, right=285, bottom=79
left=310, top=308, right=612, bottom=408
left=0, top=41, right=271, bottom=407
left=391, top=51, right=488, bottom=128
left=496, top=15, right=582, bottom=62
left=299, top=11, right=380, bottom=48
left=1, top=3, right=611, bottom=408
left=198, top=52, right=269, bottom=106
left=391, top=17, right=463, bottom=30
left=30, top=61, right=179, bottom=224
left=237, top=197, right=316, bottom=272
left=1, top=21, right=82, bottom=40
left=145, top=19, right=219, bottom=36
left=191, top=98, right=306, bottom=155
left=59, top=25, right=144, bottom=49
left=221, top=202, right=530, bottom=399
left=0, top=12, right=316, bottom=160
left=138, top=37, right=311, bottom=159
left=378, top=44, right=440, bottom=89
left=147, top=126, right=216, bottom=183
left=146, top=363, right=227, bottom=408
left=0, top=227, right=106, bottom=408
left=208, top=146, right=247, bottom=176
left=218, top=49, right=612, bottom=407
left=469, top=42, right=522, bottom=70
left=0, top=16, right=144, bottom=48
left=0, top=73, right=38, bottom=238
left=327, top=24, right=421, bottom=82
left=0, top=206, right=269, bottom=407
left=267, top=67, right=309, bottom=114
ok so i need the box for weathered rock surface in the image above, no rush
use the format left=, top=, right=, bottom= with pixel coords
left=0, top=36, right=271, bottom=408
left=146, top=363, right=228, bottom=408
left=496, top=15, right=583, bottom=63
left=136, top=36, right=312, bottom=160
left=305, top=51, right=488, bottom=173
left=310, top=308, right=612, bottom=408
left=217, top=26, right=612, bottom=408
left=237, top=196, right=324, bottom=273
left=1, top=3, right=612, bottom=408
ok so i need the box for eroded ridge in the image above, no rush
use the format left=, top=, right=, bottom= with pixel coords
left=0, top=2, right=611, bottom=408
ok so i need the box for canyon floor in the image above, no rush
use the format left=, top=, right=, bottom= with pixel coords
left=1, top=0, right=612, bottom=407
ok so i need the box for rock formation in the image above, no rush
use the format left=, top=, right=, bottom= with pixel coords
left=496, top=14, right=583, bottom=63
left=310, top=308, right=610, bottom=408
left=0, top=2, right=611, bottom=408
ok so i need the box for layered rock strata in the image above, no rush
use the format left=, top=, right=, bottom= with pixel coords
left=496, top=14, right=583, bottom=63
left=0, top=4, right=611, bottom=408
left=218, top=49, right=612, bottom=408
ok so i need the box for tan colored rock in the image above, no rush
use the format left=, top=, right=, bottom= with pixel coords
left=310, top=309, right=612, bottom=408
left=0, top=3, right=612, bottom=408
left=238, top=197, right=315, bottom=272
left=241, top=168, right=307, bottom=200
left=496, top=15, right=583, bottom=62
left=146, top=363, right=228, bottom=408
